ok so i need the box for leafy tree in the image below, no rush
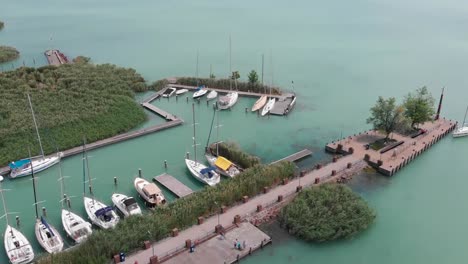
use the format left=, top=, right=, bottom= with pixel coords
left=231, top=71, right=240, bottom=80
left=367, top=96, right=404, bottom=140
left=280, top=184, right=376, bottom=242
left=0, top=46, right=19, bottom=63
left=248, top=70, right=259, bottom=85
left=403, top=86, right=435, bottom=128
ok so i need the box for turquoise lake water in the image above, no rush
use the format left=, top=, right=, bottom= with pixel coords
left=2, top=0, right=468, bottom=263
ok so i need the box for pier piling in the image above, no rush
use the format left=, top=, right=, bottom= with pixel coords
left=114, top=177, right=118, bottom=185
left=42, top=207, right=47, bottom=217
left=15, top=216, right=20, bottom=227
left=186, top=152, right=190, bottom=159
left=138, top=168, right=142, bottom=178
left=164, top=160, right=168, bottom=169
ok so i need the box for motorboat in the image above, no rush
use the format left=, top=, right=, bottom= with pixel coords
left=84, top=197, right=119, bottom=229
left=61, top=209, right=92, bottom=244
left=252, top=95, right=268, bottom=112
left=4, top=225, right=34, bottom=264
left=1, top=177, right=34, bottom=263
left=35, top=217, right=64, bottom=253
left=207, top=90, right=218, bottom=101
left=176, top=89, right=189, bottom=95
left=162, top=87, right=176, bottom=98
left=205, top=152, right=241, bottom=178
left=134, top=178, right=166, bottom=207
left=112, top=193, right=142, bottom=216
left=9, top=94, right=61, bottom=179
left=261, top=98, right=276, bottom=116
left=185, top=159, right=220, bottom=186
left=453, top=106, right=468, bottom=138
left=193, top=86, right=208, bottom=98
left=217, top=92, right=238, bottom=110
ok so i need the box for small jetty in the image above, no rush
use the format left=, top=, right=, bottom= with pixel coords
left=142, top=103, right=177, bottom=121
left=325, top=118, right=456, bottom=176
left=44, top=49, right=69, bottom=66
left=270, top=94, right=297, bottom=116
left=271, top=149, right=312, bottom=164
left=169, top=84, right=283, bottom=99
left=153, top=173, right=193, bottom=198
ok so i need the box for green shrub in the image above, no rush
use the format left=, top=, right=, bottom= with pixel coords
left=0, top=63, right=149, bottom=166
left=38, top=161, right=296, bottom=263
left=0, top=21, right=4, bottom=30
left=209, top=141, right=261, bottom=169
left=280, top=184, right=376, bottom=242
left=0, top=46, right=20, bottom=63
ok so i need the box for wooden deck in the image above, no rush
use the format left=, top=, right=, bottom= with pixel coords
left=153, top=173, right=194, bottom=198
left=0, top=119, right=183, bottom=176
left=142, top=102, right=178, bottom=121
left=270, top=95, right=296, bottom=116
left=169, top=84, right=283, bottom=98
left=271, top=149, right=313, bottom=164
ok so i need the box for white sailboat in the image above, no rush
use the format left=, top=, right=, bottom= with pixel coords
left=207, top=90, right=218, bottom=101
left=111, top=193, right=142, bottom=217
left=82, top=142, right=119, bottom=229
left=185, top=104, right=220, bottom=186
left=261, top=98, right=276, bottom=116
left=134, top=178, right=166, bottom=208
left=453, top=106, right=468, bottom=138
left=58, top=160, right=92, bottom=244
left=252, top=95, right=267, bottom=112
left=9, top=94, right=62, bottom=179
left=1, top=176, right=35, bottom=264
left=29, top=151, right=64, bottom=254
left=205, top=110, right=241, bottom=178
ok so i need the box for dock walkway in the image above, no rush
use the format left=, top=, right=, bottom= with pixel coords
left=270, top=94, right=296, bottom=116
left=123, top=154, right=361, bottom=264
left=271, top=149, right=312, bottom=164
left=153, top=173, right=193, bottom=198
left=142, top=102, right=177, bottom=121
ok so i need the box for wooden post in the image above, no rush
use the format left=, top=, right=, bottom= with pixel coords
left=197, top=216, right=204, bottom=225
left=221, top=205, right=227, bottom=213
left=257, top=204, right=263, bottom=212
left=185, top=239, right=192, bottom=249
left=277, top=195, right=283, bottom=202
left=215, top=224, right=223, bottom=234
left=234, top=215, right=241, bottom=224
left=242, top=196, right=249, bottom=203
left=296, top=185, right=303, bottom=192
left=144, top=240, right=151, bottom=249
left=172, top=228, right=179, bottom=237
left=150, top=256, right=159, bottom=264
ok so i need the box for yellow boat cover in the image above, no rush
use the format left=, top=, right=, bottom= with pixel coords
left=215, top=156, right=232, bottom=171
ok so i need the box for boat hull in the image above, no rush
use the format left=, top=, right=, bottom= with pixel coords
left=217, top=92, right=239, bottom=110
left=61, top=209, right=92, bottom=244
left=4, top=225, right=34, bottom=264
left=10, top=153, right=62, bottom=178
left=252, top=95, right=268, bottom=112
left=193, top=89, right=208, bottom=98
left=35, top=219, right=64, bottom=254
left=176, top=89, right=189, bottom=95
left=453, top=126, right=468, bottom=138
left=261, top=98, right=276, bottom=116
left=207, top=90, right=218, bottom=101
left=83, top=197, right=119, bottom=229
left=185, top=159, right=220, bottom=186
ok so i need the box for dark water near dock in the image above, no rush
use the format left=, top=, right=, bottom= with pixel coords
left=2, top=0, right=468, bottom=263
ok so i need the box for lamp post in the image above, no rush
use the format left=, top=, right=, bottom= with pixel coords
left=147, top=231, right=154, bottom=257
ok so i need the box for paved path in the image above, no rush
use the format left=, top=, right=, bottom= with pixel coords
left=123, top=154, right=361, bottom=264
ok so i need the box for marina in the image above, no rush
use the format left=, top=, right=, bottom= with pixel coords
left=153, top=173, right=194, bottom=198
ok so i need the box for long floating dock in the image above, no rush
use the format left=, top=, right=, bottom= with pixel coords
left=142, top=103, right=177, bottom=121
left=153, top=173, right=193, bottom=198
left=271, top=149, right=313, bottom=164
left=168, top=84, right=283, bottom=99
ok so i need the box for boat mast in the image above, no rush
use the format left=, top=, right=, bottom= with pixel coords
left=196, top=50, right=199, bottom=86
left=29, top=148, right=39, bottom=219
left=216, top=109, right=220, bottom=156
left=58, top=158, right=66, bottom=209
left=27, top=94, right=45, bottom=158
left=229, top=35, right=232, bottom=91
left=83, top=138, right=94, bottom=201
left=261, top=54, right=264, bottom=88
left=192, top=103, right=197, bottom=162
left=0, top=181, right=9, bottom=226
left=82, top=143, right=86, bottom=197
left=462, top=106, right=468, bottom=126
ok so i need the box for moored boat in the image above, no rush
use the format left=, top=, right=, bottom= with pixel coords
left=205, top=152, right=241, bottom=178
left=162, top=87, right=176, bottom=98
left=84, top=197, right=119, bottom=229
left=261, top=98, right=276, bottom=116
left=252, top=95, right=268, bottom=112
left=112, top=193, right=142, bottom=217
left=207, top=90, right=218, bottom=101
left=176, top=88, right=189, bottom=95
left=61, top=209, right=92, bottom=244
left=35, top=217, right=63, bottom=254
left=217, top=92, right=238, bottom=110
left=185, top=159, right=220, bottom=186
left=134, top=178, right=166, bottom=207
left=193, top=86, right=208, bottom=98
left=453, top=106, right=468, bottom=138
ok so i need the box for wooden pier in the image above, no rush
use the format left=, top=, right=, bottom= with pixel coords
left=270, top=94, right=296, bottom=116
left=142, top=102, right=177, bottom=121
left=271, top=149, right=312, bottom=164
left=44, top=50, right=69, bottom=66
left=153, top=173, right=194, bottom=198
left=325, top=118, right=457, bottom=176
left=168, top=84, right=283, bottom=99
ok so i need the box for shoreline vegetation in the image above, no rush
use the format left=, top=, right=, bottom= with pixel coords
left=0, top=20, right=4, bottom=30
left=150, top=77, right=282, bottom=94
left=39, top=152, right=296, bottom=263
left=0, top=46, right=20, bottom=63
left=279, top=184, right=376, bottom=242
left=0, top=62, right=149, bottom=166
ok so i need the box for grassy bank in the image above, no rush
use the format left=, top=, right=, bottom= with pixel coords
left=150, top=77, right=281, bottom=94
left=0, top=63, right=149, bottom=166
left=39, top=160, right=296, bottom=263
left=0, top=46, right=20, bottom=63
left=208, top=141, right=261, bottom=169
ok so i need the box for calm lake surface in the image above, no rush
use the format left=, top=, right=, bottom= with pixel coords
left=2, top=0, right=468, bottom=263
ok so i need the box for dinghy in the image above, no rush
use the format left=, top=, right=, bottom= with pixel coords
left=176, top=89, right=189, bottom=95
left=134, top=178, right=166, bottom=207
left=207, top=90, right=218, bottom=101
left=261, top=98, right=276, bottom=116
left=112, top=193, right=142, bottom=217
left=1, top=177, right=34, bottom=263
left=9, top=94, right=61, bottom=178
left=252, top=95, right=267, bottom=112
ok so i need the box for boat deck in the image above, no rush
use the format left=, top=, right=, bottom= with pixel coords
left=153, top=173, right=194, bottom=198
left=271, top=149, right=313, bottom=164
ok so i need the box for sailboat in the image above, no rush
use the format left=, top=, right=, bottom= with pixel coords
left=217, top=36, right=239, bottom=110
left=453, top=106, right=468, bottom=138
left=252, top=95, right=267, bottom=112
left=30, top=150, right=64, bottom=254
left=185, top=104, right=220, bottom=186
left=205, top=110, right=241, bottom=178
left=82, top=142, right=119, bottom=229
left=58, top=160, right=92, bottom=244
left=207, top=90, right=218, bottom=101
left=9, top=94, right=62, bottom=178
left=261, top=98, right=276, bottom=116
left=1, top=176, right=35, bottom=264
